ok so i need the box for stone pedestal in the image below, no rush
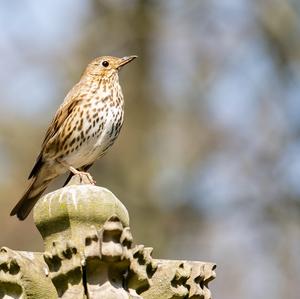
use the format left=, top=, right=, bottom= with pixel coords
left=0, top=176, right=216, bottom=298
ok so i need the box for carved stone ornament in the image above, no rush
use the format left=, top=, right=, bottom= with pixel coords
left=0, top=175, right=216, bottom=298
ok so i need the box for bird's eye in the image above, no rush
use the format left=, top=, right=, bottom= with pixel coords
left=102, top=61, right=109, bottom=67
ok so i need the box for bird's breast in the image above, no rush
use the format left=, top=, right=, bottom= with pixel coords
left=56, top=84, right=124, bottom=168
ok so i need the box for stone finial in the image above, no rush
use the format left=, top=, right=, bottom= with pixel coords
left=34, top=175, right=129, bottom=252
left=1, top=175, right=216, bottom=298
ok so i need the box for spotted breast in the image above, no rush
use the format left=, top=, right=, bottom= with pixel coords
left=56, top=74, right=125, bottom=169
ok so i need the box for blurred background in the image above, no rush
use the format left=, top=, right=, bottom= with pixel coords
left=0, top=0, right=300, bottom=298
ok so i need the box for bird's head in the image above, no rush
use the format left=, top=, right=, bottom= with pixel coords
left=83, top=55, right=137, bottom=79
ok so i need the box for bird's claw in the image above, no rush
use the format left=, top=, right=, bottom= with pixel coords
left=77, top=171, right=95, bottom=185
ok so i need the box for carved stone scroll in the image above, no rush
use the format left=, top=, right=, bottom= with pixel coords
left=0, top=247, right=57, bottom=298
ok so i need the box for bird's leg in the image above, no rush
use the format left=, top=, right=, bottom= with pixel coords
left=57, top=160, right=95, bottom=185
left=68, top=166, right=95, bottom=185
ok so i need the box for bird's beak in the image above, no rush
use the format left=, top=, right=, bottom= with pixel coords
left=117, top=55, right=138, bottom=68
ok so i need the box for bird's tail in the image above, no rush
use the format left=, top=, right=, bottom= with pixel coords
left=10, top=177, right=49, bottom=220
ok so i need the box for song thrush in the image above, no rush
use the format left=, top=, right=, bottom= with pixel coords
left=11, top=55, right=137, bottom=220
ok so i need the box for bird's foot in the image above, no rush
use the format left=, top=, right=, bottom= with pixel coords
left=78, top=171, right=96, bottom=185
left=69, top=167, right=96, bottom=185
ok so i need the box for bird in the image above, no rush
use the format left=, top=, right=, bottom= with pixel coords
left=10, top=55, right=137, bottom=220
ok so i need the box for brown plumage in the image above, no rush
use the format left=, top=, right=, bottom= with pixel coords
left=11, top=55, right=137, bottom=220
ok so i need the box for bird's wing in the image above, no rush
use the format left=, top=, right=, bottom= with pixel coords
left=42, top=83, right=82, bottom=147
left=28, top=83, right=82, bottom=179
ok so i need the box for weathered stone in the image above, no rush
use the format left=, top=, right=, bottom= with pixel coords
left=0, top=175, right=216, bottom=298
left=34, top=175, right=129, bottom=252
left=141, top=260, right=216, bottom=299
left=0, top=247, right=57, bottom=299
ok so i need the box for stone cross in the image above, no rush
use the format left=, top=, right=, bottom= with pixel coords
left=0, top=175, right=216, bottom=298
